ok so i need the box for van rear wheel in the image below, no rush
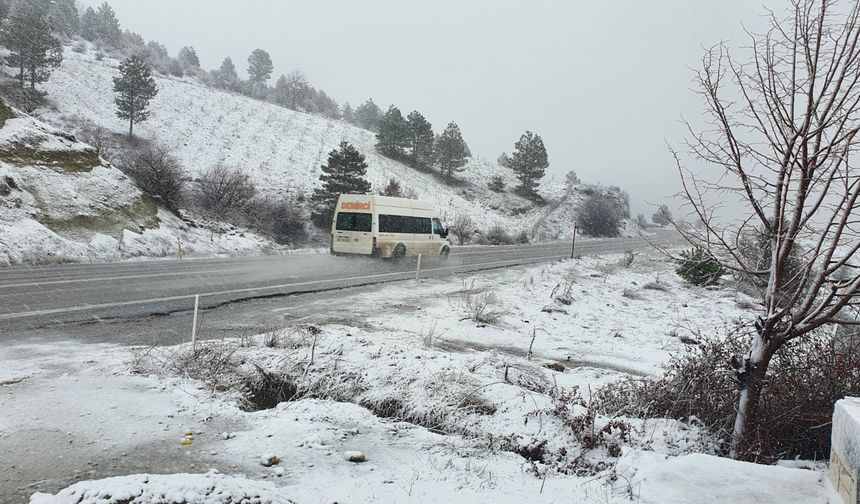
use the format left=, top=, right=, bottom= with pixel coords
left=392, top=244, right=407, bottom=260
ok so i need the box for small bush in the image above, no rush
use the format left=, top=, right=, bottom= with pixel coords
left=487, top=175, right=506, bottom=192
left=578, top=193, right=622, bottom=237
left=484, top=225, right=515, bottom=245
left=77, top=122, right=116, bottom=159
left=516, top=230, right=530, bottom=244
left=118, top=143, right=185, bottom=212
left=250, top=196, right=309, bottom=246
left=676, top=246, right=725, bottom=286
left=95, top=51, right=104, bottom=61
left=72, top=41, right=87, bottom=53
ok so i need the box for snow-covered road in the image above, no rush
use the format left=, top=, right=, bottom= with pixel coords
left=0, top=231, right=679, bottom=336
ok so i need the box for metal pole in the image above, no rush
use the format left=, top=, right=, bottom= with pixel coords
left=191, top=294, right=199, bottom=347
left=416, top=253, right=422, bottom=281
left=570, top=221, right=577, bottom=259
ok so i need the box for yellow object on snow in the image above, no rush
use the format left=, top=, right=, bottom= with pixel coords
left=180, top=437, right=192, bottom=445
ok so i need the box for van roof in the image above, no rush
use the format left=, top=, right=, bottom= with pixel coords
left=338, top=194, right=435, bottom=211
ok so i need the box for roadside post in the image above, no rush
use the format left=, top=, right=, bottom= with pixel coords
left=416, top=253, right=423, bottom=281
left=191, top=294, right=199, bottom=347
left=570, top=221, right=577, bottom=259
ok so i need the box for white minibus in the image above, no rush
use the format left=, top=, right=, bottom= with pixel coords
left=330, top=194, right=451, bottom=259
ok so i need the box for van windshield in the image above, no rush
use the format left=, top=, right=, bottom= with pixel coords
left=335, top=212, right=372, bottom=232
left=432, top=218, right=445, bottom=235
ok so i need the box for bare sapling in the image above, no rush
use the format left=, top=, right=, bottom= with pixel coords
left=675, top=0, right=860, bottom=459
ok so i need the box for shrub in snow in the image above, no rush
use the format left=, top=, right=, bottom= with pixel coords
left=577, top=192, right=624, bottom=237
left=676, top=246, right=725, bottom=286
left=344, top=450, right=367, bottom=463
left=481, top=225, right=515, bottom=245
left=117, top=143, right=185, bottom=213
left=515, top=230, right=530, bottom=244
left=597, top=329, right=860, bottom=462
left=487, top=175, right=505, bottom=192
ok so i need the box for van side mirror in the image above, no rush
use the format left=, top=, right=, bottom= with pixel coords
left=443, top=227, right=449, bottom=238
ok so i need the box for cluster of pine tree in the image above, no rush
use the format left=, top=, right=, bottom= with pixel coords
left=0, top=0, right=344, bottom=121
left=370, top=104, right=471, bottom=182
left=0, top=0, right=66, bottom=92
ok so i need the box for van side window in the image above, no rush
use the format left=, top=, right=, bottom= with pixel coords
left=432, top=218, right=445, bottom=235
left=379, top=215, right=431, bottom=234
left=379, top=214, right=403, bottom=233
left=336, top=212, right=372, bottom=232
left=415, top=217, right=431, bottom=234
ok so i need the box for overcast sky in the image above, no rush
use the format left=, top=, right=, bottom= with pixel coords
left=81, top=0, right=777, bottom=215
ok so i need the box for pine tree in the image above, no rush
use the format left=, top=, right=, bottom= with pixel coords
left=375, top=105, right=410, bottom=159
left=247, top=48, right=273, bottom=92
left=316, top=90, right=340, bottom=119
left=79, top=6, right=97, bottom=40
left=177, top=46, right=200, bottom=68
left=509, top=130, right=549, bottom=197
left=354, top=98, right=382, bottom=131
left=113, top=55, right=158, bottom=137
left=1, top=1, right=63, bottom=89
left=0, top=1, right=8, bottom=24
left=341, top=102, right=355, bottom=124
left=48, top=0, right=79, bottom=38
left=434, top=122, right=469, bottom=180
left=406, top=111, right=434, bottom=169
left=95, top=2, right=121, bottom=47
left=310, top=141, right=372, bottom=228
left=215, top=57, right=239, bottom=91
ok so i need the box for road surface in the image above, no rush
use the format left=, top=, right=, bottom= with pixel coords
left=0, top=231, right=678, bottom=343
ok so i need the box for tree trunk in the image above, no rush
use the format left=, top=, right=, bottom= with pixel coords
left=128, top=118, right=134, bottom=138
left=18, top=62, right=24, bottom=89
left=730, top=334, right=777, bottom=460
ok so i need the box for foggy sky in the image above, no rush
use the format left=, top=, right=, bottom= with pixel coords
left=80, top=0, right=776, bottom=216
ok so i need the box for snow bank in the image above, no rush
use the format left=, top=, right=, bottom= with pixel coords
left=615, top=449, right=830, bottom=504
left=29, top=472, right=295, bottom=504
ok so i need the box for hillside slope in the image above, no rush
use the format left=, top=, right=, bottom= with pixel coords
left=0, top=102, right=273, bottom=266
left=39, top=47, right=581, bottom=235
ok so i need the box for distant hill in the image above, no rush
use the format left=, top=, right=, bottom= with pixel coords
left=38, top=46, right=584, bottom=237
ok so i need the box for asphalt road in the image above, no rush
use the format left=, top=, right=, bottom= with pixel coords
left=1, top=231, right=678, bottom=343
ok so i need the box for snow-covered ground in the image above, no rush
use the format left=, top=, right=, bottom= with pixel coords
left=0, top=103, right=276, bottom=266
left=4, top=252, right=840, bottom=503
left=39, top=46, right=581, bottom=237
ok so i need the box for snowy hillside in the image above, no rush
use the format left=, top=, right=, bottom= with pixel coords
left=0, top=102, right=273, bottom=266
left=39, top=47, right=580, bottom=235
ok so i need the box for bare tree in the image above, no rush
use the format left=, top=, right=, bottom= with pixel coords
left=450, top=215, right=475, bottom=245
left=676, top=0, right=860, bottom=460
left=77, top=123, right=116, bottom=160
left=196, top=164, right=257, bottom=219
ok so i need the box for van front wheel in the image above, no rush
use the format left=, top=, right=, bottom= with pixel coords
left=392, top=244, right=407, bottom=260
left=440, top=247, right=450, bottom=260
